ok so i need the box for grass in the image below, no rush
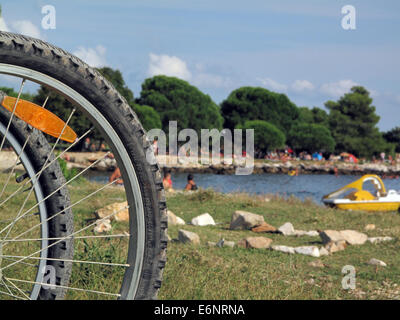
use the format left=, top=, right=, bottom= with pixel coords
left=0, top=172, right=399, bottom=300
left=160, top=189, right=400, bottom=300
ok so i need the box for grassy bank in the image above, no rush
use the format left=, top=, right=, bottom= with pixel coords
left=1, top=173, right=399, bottom=299
left=160, top=190, right=400, bottom=300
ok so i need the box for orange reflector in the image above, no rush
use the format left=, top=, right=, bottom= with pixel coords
left=1, top=96, right=77, bottom=143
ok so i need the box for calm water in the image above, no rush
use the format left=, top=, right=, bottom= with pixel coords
left=86, top=172, right=400, bottom=205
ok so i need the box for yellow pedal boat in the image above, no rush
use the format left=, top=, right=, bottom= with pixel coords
left=322, top=174, right=400, bottom=212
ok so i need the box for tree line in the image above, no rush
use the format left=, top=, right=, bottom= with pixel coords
left=1, top=67, right=399, bottom=159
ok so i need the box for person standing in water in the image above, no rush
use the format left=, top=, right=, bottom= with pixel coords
left=109, top=167, right=123, bottom=185
left=185, top=174, right=198, bottom=191
left=162, top=170, right=174, bottom=191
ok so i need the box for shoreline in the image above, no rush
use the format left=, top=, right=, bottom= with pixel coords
left=2, top=151, right=400, bottom=176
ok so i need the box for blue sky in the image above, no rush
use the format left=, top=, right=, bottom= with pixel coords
left=0, top=0, right=399, bottom=130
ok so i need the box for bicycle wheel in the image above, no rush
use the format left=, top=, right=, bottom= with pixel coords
left=0, top=31, right=168, bottom=300
left=0, top=106, right=74, bottom=300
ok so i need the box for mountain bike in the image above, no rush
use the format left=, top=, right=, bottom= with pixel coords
left=0, top=31, right=167, bottom=300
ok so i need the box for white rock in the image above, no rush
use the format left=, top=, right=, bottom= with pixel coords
left=294, top=246, right=320, bottom=257
left=368, top=236, right=394, bottom=244
left=340, top=230, right=368, bottom=245
left=278, top=222, right=295, bottom=236
left=319, top=230, right=344, bottom=244
left=319, top=247, right=329, bottom=256
left=95, top=201, right=129, bottom=222
left=168, top=210, right=185, bottom=225
left=94, top=219, right=112, bottom=233
left=319, top=229, right=368, bottom=245
left=178, top=229, right=200, bottom=244
left=230, top=211, right=265, bottom=230
left=293, top=230, right=319, bottom=237
left=368, top=258, right=387, bottom=267
left=365, top=224, right=376, bottom=231
left=176, top=216, right=186, bottom=225
left=191, top=213, right=216, bottom=226
left=271, top=245, right=295, bottom=254
left=224, top=241, right=235, bottom=248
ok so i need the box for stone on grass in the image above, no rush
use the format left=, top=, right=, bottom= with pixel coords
left=271, top=245, right=295, bottom=254
left=168, top=210, right=185, bottom=226
left=211, top=239, right=235, bottom=248
left=230, top=211, right=265, bottom=230
left=308, top=260, right=325, bottom=268
left=319, top=247, right=329, bottom=256
left=294, top=246, right=320, bottom=257
left=278, top=222, right=295, bottom=236
left=224, top=241, right=235, bottom=248
left=238, top=237, right=272, bottom=249
left=95, top=201, right=129, bottom=222
left=94, top=219, right=112, bottom=233
left=340, top=230, right=368, bottom=245
left=319, top=230, right=344, bottom=244
left=178, top=229, right=200, bottom=244
left=216, top=238, right=224, bottom=248
left=293, top=230, right=319, bottom=237
left=176, top=216, right=186, bottom=225
left=365, top=224, right=376, bottom=231
left=368, top=236, right=394, bottom=244
left=368, top=258, right=387, bottom=267
left=191, top=213, right=215, bottom=226
left=325, top=240, right=347, bottom=254
left=251, top=221, right=276, bottom=233
left=319, top=229, right=368, bottom=245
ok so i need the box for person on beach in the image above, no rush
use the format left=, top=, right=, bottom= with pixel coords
left=82, top=137, right=91, bottom=152
left=185, top=174, right=198, bottom=191
left=109, top=167, right=123, bottom=185
left=163, top=170, right=173, bottom=191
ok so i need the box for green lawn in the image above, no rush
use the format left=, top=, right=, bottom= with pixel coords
left=1, top=173, right=399, bottom=300
left=160, top=190, right=400, bottom=300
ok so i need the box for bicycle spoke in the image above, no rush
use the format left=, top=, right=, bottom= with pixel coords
left=0, top=96, right=49, bottom=200
left=0, top=288, right=27, bottom=300
left=6, top=277, right=121, bottom=298
left=5, top=178, right=119, bottom=244
left=0, top=78, right=26, bottom=153
left=1, top=256, right=38, bottom=268
left=0, top=205, right=129, bottom=273
left=0, top=127, right=93, bottom=211
left=4, top=277, right=31, bottom=300
left=0, top=135, right=30, bottom=200
left=1, top=255, right=129, bottom=267
left=2, top=233, right=130, bottom=242
left=0, top=151, right=111, bottom=238
left=1, top=108, right=76, bottom=241
left=0, top=278, right=12, bottom=295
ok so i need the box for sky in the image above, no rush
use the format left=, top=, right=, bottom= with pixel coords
left=0, top=0, right=399, bottom=130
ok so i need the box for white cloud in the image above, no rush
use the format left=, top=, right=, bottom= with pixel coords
left=0, top=17, right=10, bottom=32
left=320, top=79, right=359, bottom=98
left=73, top=45, right=107, bottom=67
left=10, top=20, right=42, bottom=39
left=257, top=77, right=288, bottom=92
left=148, top=53, right=192, bottom=80
left=0, top=14, right=43, bottom=39
left=291, top=79, right=315, bottom=93
left=192, top=73, right=233, bottom=88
